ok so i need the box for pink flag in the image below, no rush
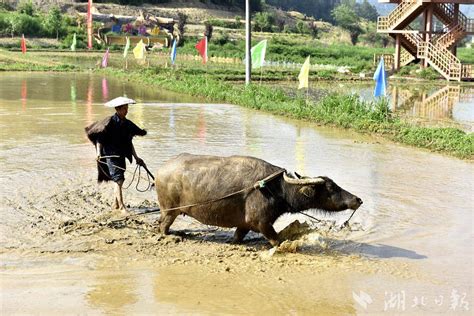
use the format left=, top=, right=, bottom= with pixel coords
left=101, top=48, right=109, bottom=68
left=87, top=0, right=93, bottom=49
left=195, top=37, right=207, bottom=64
left=21, top=34, right=27, bottom=54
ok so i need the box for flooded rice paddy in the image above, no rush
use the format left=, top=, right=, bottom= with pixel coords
left=0, top=72, right=473, bottom=314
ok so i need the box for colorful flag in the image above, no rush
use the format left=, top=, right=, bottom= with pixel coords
left=123, top=36, right=130, bottom=58
left=133, top=40, right=146, bottom=59
left=298, top=56, right=311, bottom=89
left=101, top=48, right=109, bottom=68
left=87, top=0, right=93, bottom=49
left=373, top=57, right=387, bottom=97
left=251, top=39, right=267, bottom=69
left=170, top=39, right=177, bottom=65
left=195, top=37, right=207, bottom=64
left=21, top=34, right=26, bottom=54
left=70, top=33, right=77, bottom=52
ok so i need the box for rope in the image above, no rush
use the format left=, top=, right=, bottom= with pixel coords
left=128, top=169, right=286, bottom=217
left=97, top=158, right=154, bottom=192
left=63, top=169, right=287, bottom=234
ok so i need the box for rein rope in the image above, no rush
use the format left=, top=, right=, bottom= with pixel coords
left=88, top=164, right=357, bottom=229
left=126, top=169, right=287, bottom=218
left=97, top=157, right=155, bottom=192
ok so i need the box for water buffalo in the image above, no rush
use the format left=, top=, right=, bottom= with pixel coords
left=155, top=154, right=362, bottom=246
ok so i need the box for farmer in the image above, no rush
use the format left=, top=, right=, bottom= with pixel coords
left=85, top=97, right=147, bottom=213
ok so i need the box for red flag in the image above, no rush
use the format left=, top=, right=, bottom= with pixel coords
left=195, top=37, right=207, bottom=64
left=21, top=34, right=26, bottom=54
left=87, top=0, right=93, bottom=49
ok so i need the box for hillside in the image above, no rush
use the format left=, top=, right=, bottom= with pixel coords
left=4, top=0, right=247, bottom=23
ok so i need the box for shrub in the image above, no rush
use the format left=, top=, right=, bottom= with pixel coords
left=7, top=13, right=46, bottom=37
left=418, top=67, right=439, bottom=80
left=213, top=31, right=230, bottom=45
left=16, top=0, right=36, bottom=16
left=0, top=13, right=9, bottom=35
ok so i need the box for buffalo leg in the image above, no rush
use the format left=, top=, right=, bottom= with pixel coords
left=259, top=223, right=279, bottom=247
left=232, top=228, right=249, bottom=243
left=159, top=211, right=179, bottom=234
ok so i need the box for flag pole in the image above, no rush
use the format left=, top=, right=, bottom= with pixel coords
left=245, top=0, right=251, bottom=85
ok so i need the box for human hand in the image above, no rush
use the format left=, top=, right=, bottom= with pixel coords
left=136, top=157, right=145, bottom=166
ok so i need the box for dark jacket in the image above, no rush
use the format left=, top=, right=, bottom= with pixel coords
left=85, top=114, right=147, bottom=182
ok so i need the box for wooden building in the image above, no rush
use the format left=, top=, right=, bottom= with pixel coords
left=377, top=0, right=473, bottom=81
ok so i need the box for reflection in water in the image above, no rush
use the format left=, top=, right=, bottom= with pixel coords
left=86, top=77, right=94, bottom=126
left=70, top=80, right=77, bottom=111
left=243, top=111, right=262, bottom=156
left=21, top=79, right=27, bottom=110
left=295, top=128, right=305, bottom=174
left=196, top=108, right=207, bottom=144
left=390, top=84, right=473, bottom=130
left=101, top=77, right=109, bottom=102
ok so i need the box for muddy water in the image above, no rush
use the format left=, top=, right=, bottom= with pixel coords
left=1, top=72, right=473, bottom=314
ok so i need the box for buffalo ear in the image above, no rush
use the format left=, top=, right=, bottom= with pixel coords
left=298, top=186, right=315, bottom=198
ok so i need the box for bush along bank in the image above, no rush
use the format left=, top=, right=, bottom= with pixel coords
left=104, top=67, right=473, bottom=160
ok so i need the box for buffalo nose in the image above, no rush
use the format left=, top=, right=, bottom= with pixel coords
left=356, top=198, right=363, bottom=205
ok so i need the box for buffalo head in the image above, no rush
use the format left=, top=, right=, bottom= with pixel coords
left=283, top=173, right=362, bottom=212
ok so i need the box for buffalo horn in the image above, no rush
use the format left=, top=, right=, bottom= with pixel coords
left=283, top=172, right=325, bottom=185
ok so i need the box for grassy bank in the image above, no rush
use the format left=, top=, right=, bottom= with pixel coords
left=104, top=67, right=473, bottom=159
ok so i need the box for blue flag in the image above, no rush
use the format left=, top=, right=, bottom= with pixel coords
left=373, top=57, right=387, bottom=97
left=170, top=39, right=177, bottom=65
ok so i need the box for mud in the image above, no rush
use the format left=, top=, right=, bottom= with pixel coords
left=1, top=72, right=473, bottom=314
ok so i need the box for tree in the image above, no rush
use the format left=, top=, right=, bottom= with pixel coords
left=332, top=3, right=361, bottom=45
left=266, top=0, right=341, bottom=23
left=308, top=22, right=318, bottom=39
left=8, top=14, right=22, bottom=37
left=44, top=6, right=62, bottom=39
left=254, top=12, right=273, bottom=32
left=296, top=21, right=310, bottom=34
left=204, top=21, right=213, bottom=41
left=356, top=0, right=378, bottom=22
left=235, top=15, right=242, bottom=28
left=177, top=12, right=188, bottom=39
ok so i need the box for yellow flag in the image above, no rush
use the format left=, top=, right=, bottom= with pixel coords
left=133, top=40, right=146, bottom=59
left=298, top=56, right=311, bottom=90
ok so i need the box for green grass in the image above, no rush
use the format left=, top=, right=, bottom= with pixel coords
left=177, top=37, right=391, bottom=72
left=458, top=47, right=474, bottom=64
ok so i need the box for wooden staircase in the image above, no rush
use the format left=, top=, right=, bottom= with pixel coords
left=377, top=1, right=473, bottom=81
left=377, top=0, right=425, bottom=31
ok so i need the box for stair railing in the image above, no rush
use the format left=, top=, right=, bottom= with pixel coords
left=378, top=0, right=421, bottom=31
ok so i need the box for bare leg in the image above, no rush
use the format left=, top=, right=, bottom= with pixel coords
left=114, top=179, right=128, bottom=214
left=259, top=223, right=280, bottom=247
left=159, top=211, right=179, bottom=234
left=232, top=228, right=249, bottom=243
left=112, top=196, right=119, bottom=209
